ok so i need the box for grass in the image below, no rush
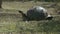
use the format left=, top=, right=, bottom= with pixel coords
left=0, top=1, right=60, bottom=34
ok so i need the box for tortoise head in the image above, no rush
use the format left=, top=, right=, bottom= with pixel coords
left=46, top=14, right=53, bottom=20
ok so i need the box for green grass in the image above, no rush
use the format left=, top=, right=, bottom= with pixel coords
left=0, top=1, right=60, bottom=34
left=0, top=15, right=60, bottom=32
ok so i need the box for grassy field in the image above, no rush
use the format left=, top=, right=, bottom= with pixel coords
left=0, top=1, right=60, bottom=34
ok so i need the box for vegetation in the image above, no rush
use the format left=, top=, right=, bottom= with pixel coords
left=0, top=0, right=60, bottom=34
left=2, top=0, right=60, bottom=2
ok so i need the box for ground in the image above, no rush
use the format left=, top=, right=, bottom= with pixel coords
left=0, top=1, right=60, bottom=34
